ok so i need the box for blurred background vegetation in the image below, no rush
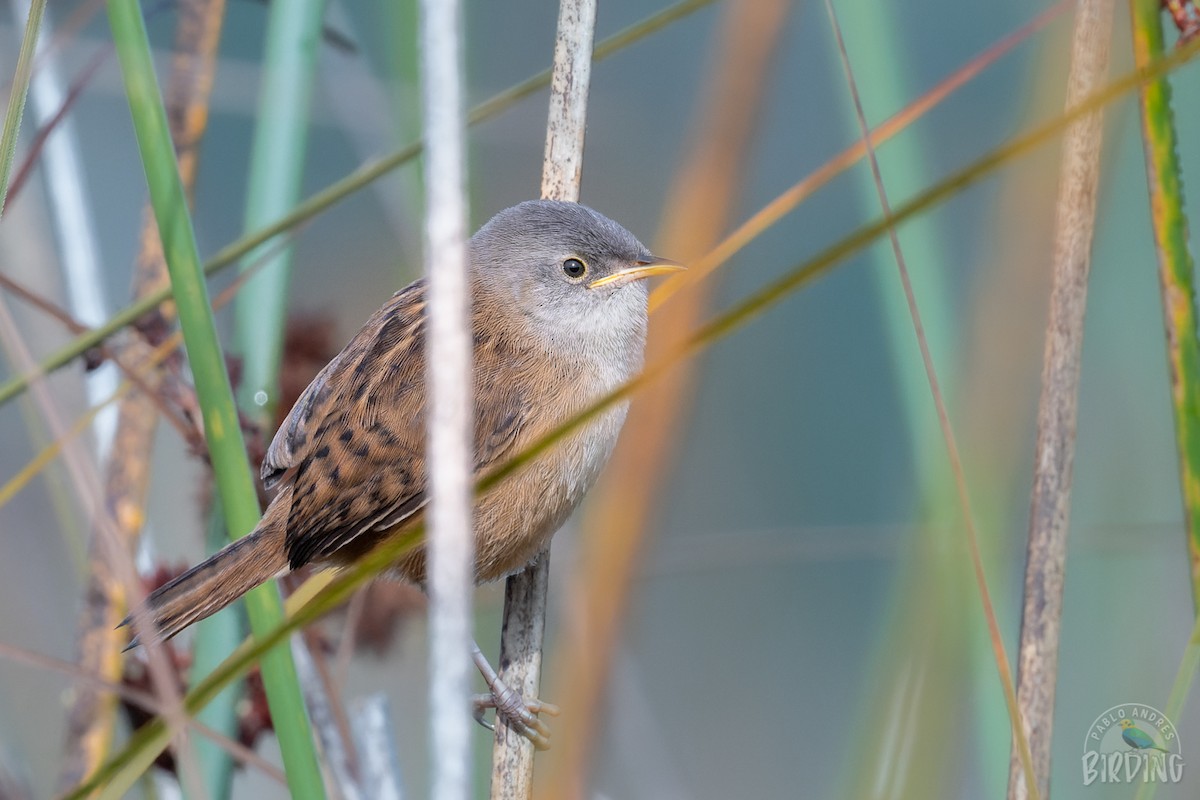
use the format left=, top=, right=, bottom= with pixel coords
left=0, top=0, right=1196, bottom=797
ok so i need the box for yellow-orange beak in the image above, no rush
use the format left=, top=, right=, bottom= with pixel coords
left=587, top=257, right=686, bottom=290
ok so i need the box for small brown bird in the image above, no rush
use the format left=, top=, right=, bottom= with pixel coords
left=127, top=200, right=681, bottom=740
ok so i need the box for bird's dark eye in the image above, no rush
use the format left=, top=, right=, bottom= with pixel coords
left=562, top=258, right=587, bottom=279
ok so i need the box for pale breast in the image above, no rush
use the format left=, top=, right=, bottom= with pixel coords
left=387, top=288, right=645, bottom=584
left=470, top=359, right=632, bottom=582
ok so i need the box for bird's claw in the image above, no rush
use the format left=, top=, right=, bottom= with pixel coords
left=471, top=686, right=560, bottom=751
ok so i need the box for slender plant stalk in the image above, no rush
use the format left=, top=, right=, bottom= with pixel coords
left=1130, top=0, right=1200, bottom=611
left=66, top=0, right=229, bottom=793
left=28, top=0, right=117, bottom=784
left=418, top=0, right=475, bottom=797
left=956, top=39, right=1079, bottom=790
left=541, top=2, right=790, bottom=796
left=0, top=0, right=719, bottom=410
left=4, top=27, right=107, bottom=213
left=5, top=0, right=190, bottom=212
left=62, top=34, right=1200, bottom=790
left=834, top=1, right=959, bottom=471
left=1009, top=1, right=1114, bottom=798
left=0, top=0, right=44, bottom=215
left=490, top=2, right=595, bottom=797
left=61, top=294, right=170, bottom=792
left=104, top=2, right=326, bottom=797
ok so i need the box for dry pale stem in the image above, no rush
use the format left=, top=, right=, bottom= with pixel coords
left=491, top=3, right=596, bottom=797
left=418, top=0, right=474, bottom=797
left=1009, top=1, right=1113, bottom=798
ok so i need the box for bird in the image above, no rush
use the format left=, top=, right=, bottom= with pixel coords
left=1120, top=719, right=1171, bottom=753
left=124, top=199, right=683, bottom=746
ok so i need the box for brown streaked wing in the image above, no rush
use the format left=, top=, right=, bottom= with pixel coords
left=277, top=282, right=533, bottom=570
left=262, top=281, right=427, bottom=489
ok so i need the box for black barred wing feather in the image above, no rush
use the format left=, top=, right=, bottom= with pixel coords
left=267, top=281, right=532, bottom=570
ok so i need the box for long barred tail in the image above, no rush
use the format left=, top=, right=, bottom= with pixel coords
left=121, top=516, right=288, bottom=648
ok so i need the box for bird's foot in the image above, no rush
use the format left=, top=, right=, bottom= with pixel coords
left=471, top=682, right=560, bottom=751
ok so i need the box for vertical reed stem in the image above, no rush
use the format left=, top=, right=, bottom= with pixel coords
left=1009, top=1, right=1113, bottom=797
left=491, top=2, right=596, bottom=797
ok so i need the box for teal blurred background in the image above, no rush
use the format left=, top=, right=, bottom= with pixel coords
left=0, top=0, right=1196, bottom=797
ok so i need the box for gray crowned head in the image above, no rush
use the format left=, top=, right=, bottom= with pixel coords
left=469, top=200, right=682, bottom=354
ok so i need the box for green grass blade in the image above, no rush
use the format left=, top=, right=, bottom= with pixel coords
left=0, top=0, right=46, bottom=216
left=1130, top=4, right=1200, bottom=795
left=104, top=2, right=326, bottom=797
left=1130, top=0, right=1200, bottom=612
